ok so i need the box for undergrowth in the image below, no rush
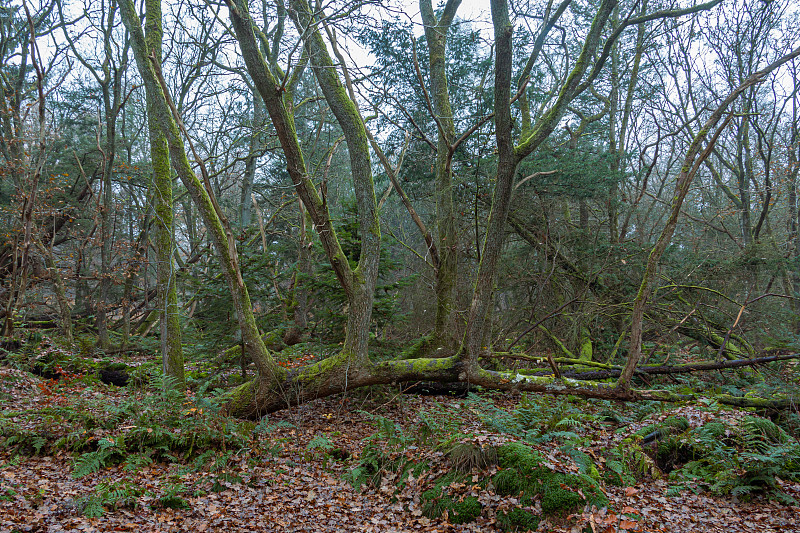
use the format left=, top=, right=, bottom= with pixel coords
left=664, top=415, right=800, bottom=502
left=0, top=369, right=280, bottom=517
left=345, top=389, right=800, bottom=526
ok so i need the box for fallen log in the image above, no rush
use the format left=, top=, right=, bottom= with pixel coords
left=493, top=352, right=800, bottom=380
left=223, top=351, right=798, bottom=418
left=559, top=353, right=800, bottom=380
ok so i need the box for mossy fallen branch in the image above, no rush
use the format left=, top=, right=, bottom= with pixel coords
left=221, top=331, right=799, bottom=417
left=564, top=353, right=800, bottom=380
left=493, top=352, right=800, bottom=382
left=223, top=350, right=796, bottom=417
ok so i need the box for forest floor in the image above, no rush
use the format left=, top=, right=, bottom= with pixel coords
left=1, top=358, right=799, bottom=533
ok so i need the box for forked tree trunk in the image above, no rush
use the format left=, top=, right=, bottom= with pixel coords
left=462, top=0, right=616, bottom=373
left=227, top=0, right=381, bottom=370
left=420, top=0, right=460, bottom=349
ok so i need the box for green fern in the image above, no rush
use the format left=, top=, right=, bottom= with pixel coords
left=739, top=417, right=788, bottom=447
left=80, top=480, right=145, bottom=517
left=252, top=417, right=294, bottom=436
left=462, top=394, right=524, bottom=437
left=665, top=484, right=685, bottom=497
left=81, top=498, right=105, bottom=518
left=564, top=448, right=594, bottom=475
left=345, top=414, right=418, bottom=490
left=157, top=482, right=191, bottom=510
left=555, top=416, right=586, bottom=429
left=4, top=431, right=48, bottom=455
left=72, top=437, right=126, bottom=478
left=361, top=412, right=413, bottom=449
left=666, top=415, right=800, bottom=500
left=530, top=430, right=581, bottom=444
left=306, top=435, right=334, bottom=453
left=122, top=453, right=154, bottom=472
left=602, top=456, right=636, bottom=486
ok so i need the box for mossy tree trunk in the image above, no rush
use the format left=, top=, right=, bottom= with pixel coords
left=465, top=0, right=725, bottom=383
left=145, top=0, right=184, bottom=389
left=229, top=0, right=380, bottom=366
left=119, top=0, right=283, bottom=390
left=250, top=4, right=312, bottom=346
left=462, top=0, right=616, bottom=371
left=288, top=0, right=381, bottom=362
left=420, top=0, right=460, bottom=350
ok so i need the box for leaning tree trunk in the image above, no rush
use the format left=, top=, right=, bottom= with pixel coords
left=96, top=121, right=113, bottom=349
left=145, top=0, right=184, bottom=389
left=119, top=0, right=283, bottom=392
left=618, top=44, right=800, bottom=389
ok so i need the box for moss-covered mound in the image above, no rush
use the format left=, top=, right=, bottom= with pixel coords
left=421, top=442, right=607, bottom=530
left=494, top=443, right=607, bottom=515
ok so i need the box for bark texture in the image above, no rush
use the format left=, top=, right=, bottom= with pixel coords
left=119, top=0, right=282, bottom=384
left=146, top=0, right=184, bottom=388
left=420, top=0, right=460, bottom=346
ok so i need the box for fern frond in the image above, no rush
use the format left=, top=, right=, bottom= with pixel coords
left=81, top=499, right=105, bottom=518
left=72, top=451, right=106, bottom=478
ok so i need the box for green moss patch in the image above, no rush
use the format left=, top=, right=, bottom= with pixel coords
left=421, top=472, right=482, bottom=524
left=497, top=507, right=540, bottom=532
left=494, top=443, right=607, bottom=517
left=420, top=442, right=607, bottom=529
